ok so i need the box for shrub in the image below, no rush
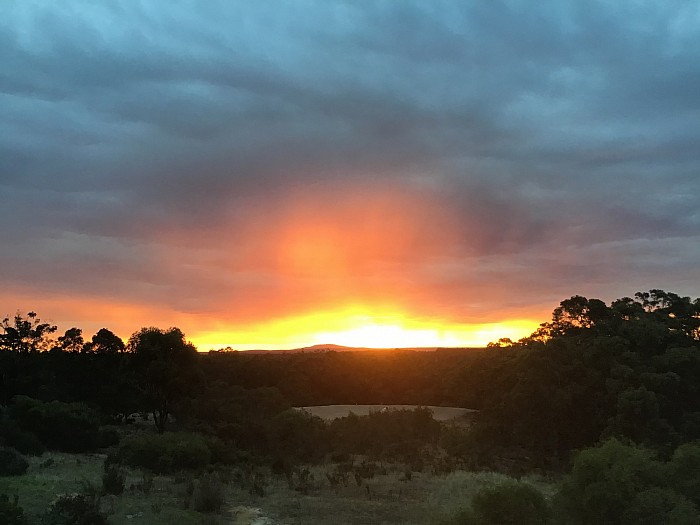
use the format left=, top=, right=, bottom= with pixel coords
left=288, top=466, right=314, bottom=494
left=192, top=473, right=225, bottom=513
left=328, top=407, right=442, bottom=461
left=102, top=465, right=125, bottom=496
left=471, top=480, right=551, bottom=525
left=1, top=421, right=45, bottom=455
left=622, top=488, right=699, bottom=525
left=203, top=435, right=240, bottom=465
left=41, top=494, right=108, bottom=525
left=97, top=426, right=121, bottom=448
left=555, top=439, right=664, bottom=525
left=668, top=442, right=700, bottom=506
left=118, top=432, right=211, bottom=473
left=267, top=409, right=329, bottom=464
left=9, top=396, right=100, bottom=452
left=0, top=447, right=29, bottom=476
left=0, top=494, right=28, bottom=525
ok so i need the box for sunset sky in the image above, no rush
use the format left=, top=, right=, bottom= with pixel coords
left=2, top=1, right=700, bottom=350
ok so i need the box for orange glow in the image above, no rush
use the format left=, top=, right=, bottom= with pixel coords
left=1, top=289, right=540, bottom=351
left=0, top=180, right=549, bottom=351
left=191, top=305, right=539, bottom=351
left=280, top=224, right=350, bottom=276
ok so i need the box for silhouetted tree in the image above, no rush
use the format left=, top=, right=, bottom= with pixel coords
left=57, top=327, right=84, bottom=353
left=129, top=327, right=201, bottom=432
left=0, top=311, right=56, bottom=352
left=84, top=328, right=125, bottom=354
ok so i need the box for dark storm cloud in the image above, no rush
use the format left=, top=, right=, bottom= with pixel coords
left=2, top=0, right=700, bottom=331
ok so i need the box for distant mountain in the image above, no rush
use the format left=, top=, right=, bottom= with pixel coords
left=209, top=344, right=483, bottom=354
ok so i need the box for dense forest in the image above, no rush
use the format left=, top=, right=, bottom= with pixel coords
left=2, top=289, right=700, bottom=524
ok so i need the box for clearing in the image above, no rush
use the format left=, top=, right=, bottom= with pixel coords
left=296, top=405, right=476, bottom=422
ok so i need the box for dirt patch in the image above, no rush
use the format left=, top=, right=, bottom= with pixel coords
left=231, top=505, right=275, bottom=525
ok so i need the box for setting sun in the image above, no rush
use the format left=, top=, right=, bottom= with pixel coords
left=191, top=305, right=539, bottom=351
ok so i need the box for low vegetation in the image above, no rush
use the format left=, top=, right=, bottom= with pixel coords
left=116, top=432, right=213, bottom=473
left=0, top=447, right=29, bottom=477
left=1, top=288, right=699, bottom=523
left=0, top=493, right=28, bottom=525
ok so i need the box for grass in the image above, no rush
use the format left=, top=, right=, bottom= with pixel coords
left=0, top=452, right=206, bottom=524
left=0, top=452, right=556, bottom=524
left=254, top=467, right=555, bottom=525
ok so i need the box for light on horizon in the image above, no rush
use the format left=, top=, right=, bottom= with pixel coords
left=190, top=306, right=539, bottom=351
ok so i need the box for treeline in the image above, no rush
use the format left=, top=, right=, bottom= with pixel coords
left=0, top=313, right=484, bottom=424
left=2, top=288, right=700, bottom=467
left=3, top=289, right=700, bottom=524
left=0, top=318, right=476, bottom=471
left=459, top=289, right=700, bottom=470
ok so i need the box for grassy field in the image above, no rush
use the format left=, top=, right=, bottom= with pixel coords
left=296, top=405, right=476, bottom=422
left=0, top=452, right=555, bottom=524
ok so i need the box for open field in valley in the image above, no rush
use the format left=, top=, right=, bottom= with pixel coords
left=0, top=451, right=554, bottom=525
left=296, top=405, right=476, bottom=423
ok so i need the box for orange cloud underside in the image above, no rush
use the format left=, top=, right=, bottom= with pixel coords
left=2, top=182, right=546, bottom=349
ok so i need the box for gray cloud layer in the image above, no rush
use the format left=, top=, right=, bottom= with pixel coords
left=2, top=0, right=700, bottom=331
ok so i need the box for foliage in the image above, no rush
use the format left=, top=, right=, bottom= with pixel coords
left=267, top=409, right=329, bottom=464
left=667, top=442, right=700, bottom=507
left=469, top=290, right=700, bottom=466
left=129, top=327, right=202, bottom=432
left=621, top=488, right=698, bottom=525
left=0, top=311, right=57, bottom=353
left=9, top=396, right=100, bottom=452
left=191, top=472, right=225, bottom=513
left=101, top=464, right=125, bottom=495
left=82, top=328, right=125, bottom=354
left=471, top=480, right=551, bottom=525
left=0, top=417, right=45, bottom=455
left=97, top=426, right=121, bottom=448
left=438, top=480, right=550, bottom=525
left=555, top=439, right=700, bottom=525
left=57, top=328, right=84, bottom=353
left=41, top=493, right=109, bottom=525
left=0, top=494, right=28, bottom=525
left=0, top=447, right=29, bottom=476
left=328, top=407, right=442, bottom=461
left=117, top=431, right=212, bottom=473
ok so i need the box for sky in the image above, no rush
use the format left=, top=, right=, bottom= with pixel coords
left=2, top=1, right=700, bottom=350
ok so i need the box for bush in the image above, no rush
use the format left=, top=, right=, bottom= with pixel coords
left=327, top=407, right=442, bottom=461
left=102, top=465, right=125, bottom=496
left=118, top=432, right=211, bottom=473
left=471, top=480, right=551, bottom=525
left=669, top=442, right=700, bottom=506
left=203, top=435, right=240, bottom=465
left=1, top=420, right=45, bottom=456
left=0, top=447, right=29, bottom=476
left=0, top=494, right=28, bottom=525
left=9, top=396, right=100, bottom=452
left=192, top=473, right=225, bottom=513
left=97, top=426, right=121, bottom=448
left=555, top=438, right=700, bottom=524
left=556, top=439, right=662, bottom=524
left=267, top=409, right=329, bottom=464
left=622, top=488, right=699, bottom=525
left=41, top=494, right=108, bottom=525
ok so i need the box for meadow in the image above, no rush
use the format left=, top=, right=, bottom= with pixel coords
left=0, top=449, right=554, bottom=525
